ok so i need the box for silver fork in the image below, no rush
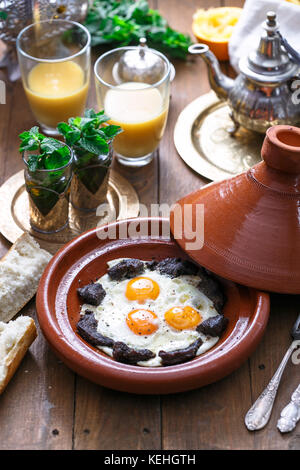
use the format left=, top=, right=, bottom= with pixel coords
left=245, top=313, right=300, bottom=431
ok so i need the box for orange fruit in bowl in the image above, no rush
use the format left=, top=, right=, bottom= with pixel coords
left=192, top=7, right=243, bottom=61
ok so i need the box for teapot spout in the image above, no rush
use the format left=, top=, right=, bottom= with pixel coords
left=189, top=44, right=234, bottom=100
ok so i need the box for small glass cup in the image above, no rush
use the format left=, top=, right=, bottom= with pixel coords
left=70, top=143, right=113, bottom=212
left=17, top=19, right=90, bottom=136
left=94, top=47, right=171, bottom=167
left=23, top=148, right=73, bottom=234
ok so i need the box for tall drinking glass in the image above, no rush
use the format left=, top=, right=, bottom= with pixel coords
left=94, top=47, right=171, bottom=167
left=17, top=19, right=90, bottom=136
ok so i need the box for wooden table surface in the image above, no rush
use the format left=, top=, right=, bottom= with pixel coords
left=0, top=0, right=299, bottom=451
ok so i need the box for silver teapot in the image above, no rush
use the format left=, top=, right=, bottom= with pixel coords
left=189, top=11, right=300, bottom=134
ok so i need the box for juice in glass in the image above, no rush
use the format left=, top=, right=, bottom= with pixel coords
left=103, top=82, right=168, bottom=158
left=17, top=19, right=90, bottom=135
left=94, top=46, right=170, bottom=166
left=25, top=61, right=88, bottom=129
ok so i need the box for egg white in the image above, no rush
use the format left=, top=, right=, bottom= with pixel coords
left=80, top=258, right=220, bottom=366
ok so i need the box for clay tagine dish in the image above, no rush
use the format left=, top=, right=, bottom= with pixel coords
left=36, top=218, right=269, bottom=394
left=171, top=125, right=300, bottom=294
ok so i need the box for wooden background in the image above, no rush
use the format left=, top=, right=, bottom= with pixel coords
left=0, top=0, right=299, bottom=450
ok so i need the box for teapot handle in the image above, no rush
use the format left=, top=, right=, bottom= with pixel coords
left=278, top=32, right=300, bottom=65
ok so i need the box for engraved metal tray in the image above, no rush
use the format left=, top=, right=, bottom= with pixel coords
left=0, top=169, right=139, bottom=254
left=174, top=91, right=264, bottom=181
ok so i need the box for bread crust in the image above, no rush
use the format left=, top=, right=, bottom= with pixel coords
left=0, top=318, right=37, bottom=395
left=0, top=233, right=52, bottom=322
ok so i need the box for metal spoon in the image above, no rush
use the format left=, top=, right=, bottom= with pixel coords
left=245, top=314, right=300, bottom=431
left=277, top=383, right=300, bottom=433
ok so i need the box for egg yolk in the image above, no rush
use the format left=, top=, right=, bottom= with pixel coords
left=165, top=306, right=201, bottom=330
left=125, top=277, right=160, bottom=302
left=126, top=309, right=158, bottom=336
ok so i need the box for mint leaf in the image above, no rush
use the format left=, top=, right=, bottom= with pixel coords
left=84, top=0, right=192, bottom=59
left=19, top=126, right=70, bottom=172
left=41, top=137, right=66, bottom=154
left=58, top=107, right=122, bottom=157
left=80, top=136, right=109, bottom=155
left=27, top=155, right=40, bottom=172
left=57, top=122, right=81, bottom=146
left=19, top=126, right=45, bottom=152
left=102, top=124, right=122, bottom=138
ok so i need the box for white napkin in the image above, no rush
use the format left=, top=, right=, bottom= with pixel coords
left=229, top=0, right=300, bottom=72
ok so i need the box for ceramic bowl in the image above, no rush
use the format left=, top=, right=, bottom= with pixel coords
left=36, top=218, right=270, bottom=394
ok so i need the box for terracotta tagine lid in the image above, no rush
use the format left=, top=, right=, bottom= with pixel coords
left=170, top=125, right=300, bottom=294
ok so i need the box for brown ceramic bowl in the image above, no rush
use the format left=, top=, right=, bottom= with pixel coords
left=36, top=218, right=270, bottom=394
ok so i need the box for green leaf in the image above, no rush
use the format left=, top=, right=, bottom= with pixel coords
left=58, top=107, right=120, bottom=158
left=80, top=136, right=109, bottom=155
left=44, top=148, right=71, bottom=170
left=102, top=125, right=122, bottom=138
left=41, top=137, right=66, bottom=155
left=19, top=126, right=70, bottom=172
left=27, top=155, right=40, bottom=172
left=57, top=122, right=81, bottom=146
left=84, top=0, right=192, bottom=59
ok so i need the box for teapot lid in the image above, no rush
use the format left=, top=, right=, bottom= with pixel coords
left=113, top=37, right=175, bottom=84
left=239, top=11, right=298, bottom=83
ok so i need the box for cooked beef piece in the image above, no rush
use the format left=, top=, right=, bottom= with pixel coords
left=197, top=272, right=225, bottom=313
left=197, top=314, right=229, bottom=337
left=146, top=259, right=158, bottom=271
left=77, top=282, right=106, bottom=306
left=107, top=259, right=145, bottom=281
left=158, top=338, right=202, bottom=366
left=113, top=341, right=155, bottom=365
left=156, top=258, right=199, bottom=278
left=77, top=310, right=114, bottom=347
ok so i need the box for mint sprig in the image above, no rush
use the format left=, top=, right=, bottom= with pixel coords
left=84, top=0, right=192, bottom=60
left=57, top=109, right=122, bottom=156
left=19, top=127, right=71, bottom=172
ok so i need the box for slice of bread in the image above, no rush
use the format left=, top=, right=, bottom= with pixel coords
left=0, top=233, right=52, bottom=322
left=0, top=316, right=37, bottom=394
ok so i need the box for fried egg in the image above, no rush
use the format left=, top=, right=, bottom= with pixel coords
left=79, top=258, right=220, bottom=366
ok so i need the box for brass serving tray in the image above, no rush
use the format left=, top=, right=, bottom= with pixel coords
left=0, top=169, right=139, bottom=254
left=174, top=91, right=264, bottom=181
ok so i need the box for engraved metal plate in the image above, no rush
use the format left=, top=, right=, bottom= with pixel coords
left=0, top=169, right=139, bottom=254
left=174, top=91, right=264, bottom=181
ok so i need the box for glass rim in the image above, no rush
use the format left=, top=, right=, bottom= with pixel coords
left=94, top=46, right=171, bottom=90
left=22, top=145, right=74, bottom=173
left=16, top=19, right=91, bottom=63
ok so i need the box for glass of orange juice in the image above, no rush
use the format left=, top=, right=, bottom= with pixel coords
left=17, top=20, right=90, bottom=136
left=94, top=47, right=171, bottom=167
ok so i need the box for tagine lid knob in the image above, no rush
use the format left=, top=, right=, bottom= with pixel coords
left=117, top=37, right=167, bottom=84
left=239, top=11, right=298, bottom=83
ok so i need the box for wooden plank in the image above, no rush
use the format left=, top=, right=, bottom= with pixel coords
left=250, top=294, right=300, bottom=450
left=161, top=365, right=255, bottom=450
left=74, top=380, right=161, bottom=450
left=222, top=0, right=299, bottom=451
left=157, top=0, right=214, bottom=206
left=0, top=78, right=75, bottom=450
left=157, top=0, right=254, bottom=451
left=0, top=302, right=75, bottom=450
left=72, top=42, right=161, bottom=450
